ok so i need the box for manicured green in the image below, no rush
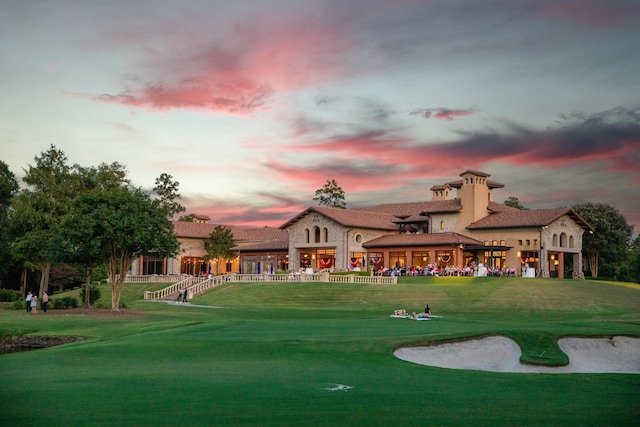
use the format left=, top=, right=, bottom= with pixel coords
left=1, top=277, right=639, bottom=426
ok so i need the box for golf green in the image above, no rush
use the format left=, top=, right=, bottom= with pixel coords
left=1, top=277, right=638, bottom=426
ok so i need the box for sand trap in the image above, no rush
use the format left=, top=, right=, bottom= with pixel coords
left=394, top=336, right=640, bottom=374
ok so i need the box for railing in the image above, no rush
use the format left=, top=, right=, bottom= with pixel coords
left=124, top=274, right=188, bottom=283
left=144, top=273, right=397, bottom=301
left=143, top=276, right=208, bottom=300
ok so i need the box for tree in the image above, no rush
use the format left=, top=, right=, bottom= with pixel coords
left=59, top=185, right=179, bottom=310
left=313, top=179, right=346, bottom=209
left=0, top=161, right=19, bottom=286
left=204, top=225, right=236, bottom=275
left=54, top=162, right=129, bottom=307
left=153, top=173, right=186, bottom=219
left=504, top=196, right=527, bottom=210
left=10, top=145, right=74, bottom=297
left=572, top=203, right=633, bottom=278
left=178, top=214, right=195, bottom=222
left=626, top=235, right=640, bottom=283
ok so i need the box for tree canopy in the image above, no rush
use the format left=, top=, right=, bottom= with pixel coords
left=10, top=145, right=75, bottom=297
left=0, top=161, right=19, bottom=285
left=572, top=203, right=633, bottom=278
left=313, top=179, right=346, bottom=209
left=60, top=184, right=179, bottom=310
left=204, top=225, right=236, bottom=275
left=153, top=173, right=186, bottom=219
left=504, top=196, right=527, bottom=210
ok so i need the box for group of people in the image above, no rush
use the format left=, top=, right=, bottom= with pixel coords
left=25, top=291, right=48, bottom=313
left=393, top=304, right=431, bottom=319
left=176, top=288, right=189, bottom=303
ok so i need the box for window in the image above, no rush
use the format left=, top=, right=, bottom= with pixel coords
left=355, top=233, right=363, bottom=244
left=323, top=227, right=329, bottom=242
left=143, top=256, right=165, bottom=275
left=305, top=228, right=310, bottom=243
left=368, top=252, right=384, bottom=270
left=412, top=251, right=430, bottom=268
left=390, top=251, right=407, bottom=269
left=440, top=221, right=445, bottom=230
left=314, top=226, right=321, bottom=243
left=500, top=240, right=506, bottom=246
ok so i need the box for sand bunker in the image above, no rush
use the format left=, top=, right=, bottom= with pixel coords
left=394, top=336, right=640, bottom=374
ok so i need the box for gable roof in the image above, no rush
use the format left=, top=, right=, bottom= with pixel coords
left=279, top=206, right=398, bottom=231
left=363, top=232, right=483, bottom=248
left=232, top=227, right=289, bottom=252
left=172, top=221, right=243, bottom=239
left=353, top=199, right=463, bottom=216
left=466, top=207, right=593, bottom=231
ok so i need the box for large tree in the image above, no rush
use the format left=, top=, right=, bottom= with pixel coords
left=60, top=184, right=179, bottom=310
left=0, top=161, right=19, bottom=286
left=572, top=203, right=633, bottom=278
left=10, top=145, right=75, bottom=297
left=313, top=179, right=346, bottom=209
left=54, top=162, right=129, bottom=306
left=204, top=225, right=236, bottom=275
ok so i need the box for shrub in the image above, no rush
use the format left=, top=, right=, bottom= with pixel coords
left=79, top=284, right=101, bottom=306
left=0, top=289, right=21, bottom=302
left=11, top=300, right=25, bottom=310
left=51, top=297, right=79, bottom=309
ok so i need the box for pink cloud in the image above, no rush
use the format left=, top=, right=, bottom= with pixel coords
left=411, top=108, right=473, bottom=121
left=96, top=8, right=356, bottom=115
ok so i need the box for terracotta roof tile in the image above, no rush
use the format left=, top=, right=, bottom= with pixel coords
left=467, top=207, right=593, bottom=230
left=363, top=232, right=483, bottom=248
left=172, top=222, right=244, bottom=239
left=280, top=206, right=398, bottom=230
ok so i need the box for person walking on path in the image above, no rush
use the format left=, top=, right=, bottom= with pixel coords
left=42, top=291, right=49, bottom=313
left=177, top=289, right=184, bottom=303
left=30, top=294, right=38, bottom=313
left=183, top=288, right=188, bottom=303
left=25, top=292, right=32, bottom=313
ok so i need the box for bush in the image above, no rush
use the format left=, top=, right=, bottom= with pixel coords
left=0, top=289, right=21, bottom=302
left=79, top=284, right=101, bottom=306
left=51, top=297, right=79, bottom=309
left=11, top=300, right=26, bottom=310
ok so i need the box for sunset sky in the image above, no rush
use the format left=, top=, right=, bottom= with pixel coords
left=1, top=0, right=639, bottom=234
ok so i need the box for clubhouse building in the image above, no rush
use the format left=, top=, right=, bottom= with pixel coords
left=131, top=170, right=593, bottom=279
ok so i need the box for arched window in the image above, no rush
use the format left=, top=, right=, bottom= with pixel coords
left=569, top=236, right=575, bottom=248
left=314, top=226, right=321, bottom=243
left=440, top=221, right=445, bottom=230
left=552, top=234, right=558, bottom=246
left=305, top=228, right=310, bottom=243
left=323, top=227, right=329, bottom=242
left=560, top=232, right=567, bottom=248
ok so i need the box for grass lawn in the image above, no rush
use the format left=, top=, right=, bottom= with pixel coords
left=1, top=276, right=639, bottom=426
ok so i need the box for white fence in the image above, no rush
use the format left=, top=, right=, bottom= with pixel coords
left=143, top=272, right=397, bottom=300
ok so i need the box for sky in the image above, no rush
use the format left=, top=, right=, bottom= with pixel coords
left=1, top=0, right=639, bottom=234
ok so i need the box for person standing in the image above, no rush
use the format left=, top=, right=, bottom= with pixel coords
left=183, top=288, right=188, bottom=302
left=42, top=291, right=49, bottom=313
left=30, top=293, right=38, bottom=313
left=25, top=292, right=32, bottom=313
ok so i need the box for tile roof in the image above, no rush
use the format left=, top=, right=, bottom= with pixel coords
left=279, top=206, right=398, bottom=230
left=353, top=199, right=463, bottom=216
left=466, top=207, right=593, bottom=231
left=172, top=221, right=243, bottom=239
left=232, top=227, right=289, bottom=251
left=363, top=232, right=483, bottom=248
